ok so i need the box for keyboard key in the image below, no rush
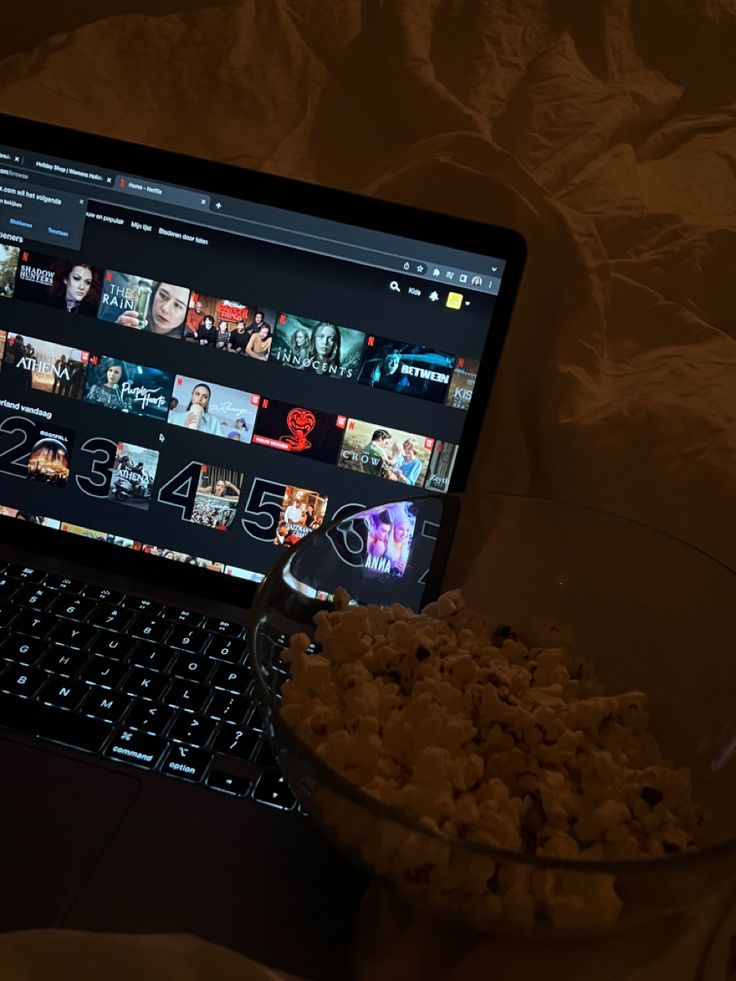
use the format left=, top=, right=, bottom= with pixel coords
left=0, top=575, right=19, bottom=599
left=84, top=586, right=125, bottom=605
left=0, top=635, right=45, bottom=666
left=13, top=584, right=54, bottom=611
left=130, top=616, right=170, bottom=644
left=253, top=770, right=296, bottom=810
left=126, top=701, right=174, bottom=736
left=255, top=738, right=277, bottom=769
left=38, top=647, right=87, bottom=676
left=6, top=564, right=46, bottom=583
left=49, top=621, right=97, bottom=651
left=128, top=643, right=174, bottom=672
left=38, top=678, right=88, bottom=710
left=207, top=636, right=247, bottom=664
left=207, top=770, right=253, bottom=796
left=91, top=604, right=133, bottom=632
left=122, top=667, right=168, bottom=701
left=44, top=574, right=84, bottom=593
left=0, top=665, right=46, bottom=697
left=12, top=609, right=55, bottom=639
left=123, top=597, right=164, bottom=617
left=82, top=688, right=131, bottom=723
left=212, top=724, right=259, bottom=761
left=171, top=653, right=212, bottom=684
left=0, top=690, right=111, bottom=753
left=165, top=679, right=209, bottom=714
left=168, top=625, right=210, bottom=655
left=88, top=631, right=136, bottom=660
left=161, top=744, right=210, bottom=783
left=79, top=657, right=127, bottom=689
left=50, top=595, right=96, bottom=622
left=169, top=712, right=217, bottom=747
left=163, top=606, right=203, bottom=626
left=0, top=600, right=18, bottom=628
left=204, top=617, right=244, bottom=636
left=211, top=663, right=251, bottom=695
left=106, top=728, right=166, bottom=769
left=206, top=691, right=253, bottom=725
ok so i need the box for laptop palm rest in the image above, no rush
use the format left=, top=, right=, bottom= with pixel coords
left=0, top=739, right=140, bottom=929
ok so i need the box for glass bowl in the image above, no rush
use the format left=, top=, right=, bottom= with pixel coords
left=247, top=493, right=736, bottom=938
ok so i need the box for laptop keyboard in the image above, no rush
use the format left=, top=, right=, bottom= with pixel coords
left=0, top=560, right=297, bottom=811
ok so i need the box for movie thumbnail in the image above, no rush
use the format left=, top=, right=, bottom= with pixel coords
left=185, top=294, right=251, bottom=348
left=273, top=484, right=329, bottom=547
left=168, top=376, right=259, bottom=441
left=338, top=418, right=434, bottom=486
left=84, top=355, right=174, bottom=421
left=423, top=440, right=458, bottom=493
left=243, top=307, right=279, bottom=362
left=99, top=271, right=190, bottom=339
left=0, top=334, right=89, bottom=397
left=0, top=505, right=60, bottom=527
left=27, top=425, right=75, bottom=488
left=185, top=464, right=243, bottom=532
left=270, top=314, right=366, bottom=380
left=363, top=501, right=417, bottom=577
left=0, top=245, right=20, bottom=298
left=445, top=356, right=479, bottom=411
left=108, top=442, right=159, bottom=510
left=253, top=398, right=345, bottom=464
left=14, top=251, right=102, bottom=315
left=61, top=523, right=134, bottom=547
left=357, top=337, right=456, bottom=403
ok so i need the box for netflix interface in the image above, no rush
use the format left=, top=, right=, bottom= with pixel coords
left=0, top=157, right=499, bottom=584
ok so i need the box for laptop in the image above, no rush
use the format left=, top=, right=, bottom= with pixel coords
left=0, top=113, right=526, bottom=979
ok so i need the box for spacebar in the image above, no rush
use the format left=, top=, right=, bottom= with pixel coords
left=0, top=692, right=112, bottom=753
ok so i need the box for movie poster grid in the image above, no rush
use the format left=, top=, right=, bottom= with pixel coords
left=357, top=336, right=455, bottom=404
left=182, top=464, right=243, bottom=532
left=0, top=245, right=481, bottom=417
left=363, top=500, right=417, bottom=577
left=270, top=314, right=366, bottom=381
left=253, top=398, right=346, bottom=464
left=108, top=442, right=160, bottom=510
left=84, top=355, right=174, bottom=421
left=168, top=376, right=259, bottom=441
left=0, top=245, right=21, bottom=299
left=14, top=251, right=102, bottom=315
left=0, top=333, right=90, bottom=397
left=274, top=485, right=328, bottom=547
left=338, top=418, right=434, bottom=488
left=98, top=271, right=190, bottom=339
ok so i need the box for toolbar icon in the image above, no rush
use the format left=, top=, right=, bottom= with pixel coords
left=432, top=267, right=441, bottom=277
left=389, top=280, right=401, bottom=292
left=429, top=290, right=439, bottom=302
left=471, top=275, right=483, bottom=287
left=403, top=261, right=411, bottom=270
left=458, top=273, right=468, bottom=284
left=446, top=291, right=463, bottom=310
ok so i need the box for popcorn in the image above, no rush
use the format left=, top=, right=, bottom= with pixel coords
left=279, top=590, right=706, bottom=931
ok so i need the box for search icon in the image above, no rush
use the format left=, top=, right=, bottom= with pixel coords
left=389, top=281, right=401, bottom=292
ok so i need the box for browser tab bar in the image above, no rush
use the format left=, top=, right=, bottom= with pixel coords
left=114, top=176, right=210, bottom=211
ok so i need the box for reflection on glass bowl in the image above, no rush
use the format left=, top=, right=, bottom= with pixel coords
left=248, top=494, right=736, bottom=937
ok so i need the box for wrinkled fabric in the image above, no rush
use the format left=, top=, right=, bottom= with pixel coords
left=0, top=0, right=734, bottom=564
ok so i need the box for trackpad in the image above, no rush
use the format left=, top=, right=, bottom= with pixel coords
left=0, top=740, right=140, bottom=930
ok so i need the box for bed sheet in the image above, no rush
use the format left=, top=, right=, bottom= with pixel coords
left=0, top=0, right=734, bottom=564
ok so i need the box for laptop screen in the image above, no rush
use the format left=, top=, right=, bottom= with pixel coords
left=0, top=121, right=519, bottom=594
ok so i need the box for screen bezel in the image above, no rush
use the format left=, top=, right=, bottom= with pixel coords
left=0, top=111, right=527, bottom=609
